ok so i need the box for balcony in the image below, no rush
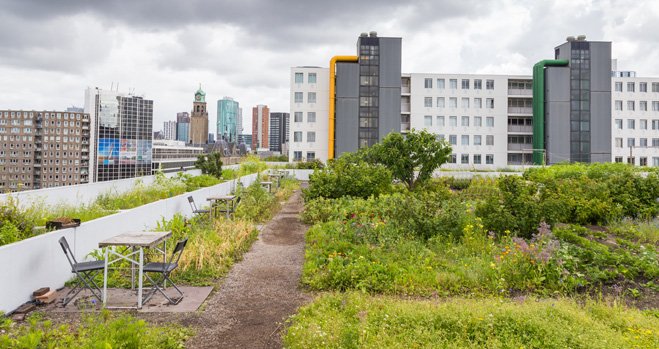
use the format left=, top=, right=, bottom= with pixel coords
left=508, top=107, right=533, bottom=115
left=507, top=143, right=533, bottom=151
left=402, top=85, right=411, bottom=94
left=401, top=122, right=411, bottom=132
left=507, top=125, right=533, bottom=133
left=401, top=103, right=411, bottom=113
left=508, top=89, right=533, bottom=96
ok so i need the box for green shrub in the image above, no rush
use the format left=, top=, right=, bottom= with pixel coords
left=263, top=155, right=289, bottom=162
left=296, top=159, right=325, bottom=170
left=235, top=182, right=278, bottom=222
left=238, top=155, right=267, bottom=176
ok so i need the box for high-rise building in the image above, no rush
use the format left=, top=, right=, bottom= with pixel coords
left=252, top=105, right=269, bottom=150
left=208, top=133, right=215, bottom=144
left=176, top=112, right=190, bottom=143
left=0, top=110, right=91, bottom=191
left=163, top=121, right=177, bottom=140
left=534, top=36, right=612, bottom=164
left=190, top=86, right=208, bottom=145
left=217, top=97, right=239, bottom=143
left=84, top=88, right=153, bottom=182
left=289, top=67, right=329, bottom=162
left=238, top=134, right=252, bottom=147
left=237, top=107, right=243, bottom=140
left=269, top=112, right=289, bottom=153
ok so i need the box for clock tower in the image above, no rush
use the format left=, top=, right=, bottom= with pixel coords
left=190, top=85, right=209, bottom=145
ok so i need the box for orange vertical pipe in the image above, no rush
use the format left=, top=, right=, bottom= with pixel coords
left=328, top=55, right=358, bottom=160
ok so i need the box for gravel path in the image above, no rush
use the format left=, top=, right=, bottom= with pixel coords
left=185, top=189, right=311, bottom=348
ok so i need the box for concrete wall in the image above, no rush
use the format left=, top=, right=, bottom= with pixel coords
left=0, top=173, right=257, bottom=313
left=335, top=62, right=360, bottom=157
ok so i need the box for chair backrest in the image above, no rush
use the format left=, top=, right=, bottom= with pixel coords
left=187, top=196, right=198, bottom=212
left=168, top=238, right=188, bottom=266
left=235, top=196, right=241, bottom=207
left=58, top=236, right=78, bottom=268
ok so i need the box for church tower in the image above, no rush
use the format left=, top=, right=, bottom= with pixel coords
left=190, top=85, right=209, bottom=145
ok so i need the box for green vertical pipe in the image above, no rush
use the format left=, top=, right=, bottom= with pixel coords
left=532, top=59, right=569, bottom=165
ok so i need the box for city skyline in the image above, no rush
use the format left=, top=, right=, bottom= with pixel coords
left=1, top=0, right=658, bottom=132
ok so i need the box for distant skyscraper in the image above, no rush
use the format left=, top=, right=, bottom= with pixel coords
left=208, top=133, right=215, bottom=144
left=190, top=86, right=208, bottom=145
left=176, top=112, right=190, bottom=143
left=84, top=87, right=153, bottom=182
left=237, top=107, right=243, bottom=139
left=252, top=105, right=269, bottom=149
left=238, top=134, right=253, bottom=148
left=217, top=97, right=239, bottom=143
left=163, top=121, right=177, bottom=140
left=269, top=112, right=289, bottom=153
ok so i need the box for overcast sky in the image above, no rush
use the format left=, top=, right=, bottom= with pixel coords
left=1, top=0, right=657, bottom=134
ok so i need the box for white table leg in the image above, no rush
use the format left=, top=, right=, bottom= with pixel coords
left=103, top=247, right=109, bottom=306
left=138, top=248, right=143, bottom=309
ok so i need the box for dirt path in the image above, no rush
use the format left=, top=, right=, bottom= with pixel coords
left=186, top=190, right=311, bottom=348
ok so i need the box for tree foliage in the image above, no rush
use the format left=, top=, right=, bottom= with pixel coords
left=195, top=152, right=223, bottom=178
left=366, top=129, right=452, bottom=189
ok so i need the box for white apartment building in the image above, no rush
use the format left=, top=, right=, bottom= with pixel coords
left=163, top=120, right=177, bottom=140
left=611, top=77, right=659, bottom=166
left=289, top=67, right=329, bottom=162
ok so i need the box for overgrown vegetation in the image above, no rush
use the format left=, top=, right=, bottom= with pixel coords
left=195, top=151, right=223, bottom=178
left=284, top=293, right=659, bottom=348
left=0, top=311, right=191, bottom=348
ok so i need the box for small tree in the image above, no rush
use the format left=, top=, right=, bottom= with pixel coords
left=195, top=152, right=223, bottom=178
left=366, top=129, right=451, bottom=189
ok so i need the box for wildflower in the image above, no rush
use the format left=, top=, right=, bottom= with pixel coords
left=490, top=262, right=496, bottom=269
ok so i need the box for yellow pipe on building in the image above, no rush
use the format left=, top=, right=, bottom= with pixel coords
left=328, top=55, right=358, bottom=160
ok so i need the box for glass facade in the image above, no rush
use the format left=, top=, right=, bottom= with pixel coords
left=217, top=98, right=239, bottom=143
left=358, top=37, right=380, bottom=149
left=569, top=41, right=591, bottom=163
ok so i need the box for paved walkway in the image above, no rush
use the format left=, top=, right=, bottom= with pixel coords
left=187, top=190, right=310, bottom=348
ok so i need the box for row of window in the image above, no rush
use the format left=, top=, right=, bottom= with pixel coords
left=1, top=111, right=88, bottom=120
left=614, top=156, right=659, bottom=166
left=614, top=119, right=659, bottom=130
left=292, top=151, right=316, bottom=161
left=447, top=153, right=495, bottom=164
left=614, top=100, right=659, bottom=111
left=614, top=137, right=659, bottom=148
left=438, top=134, right=495, bottom=146
left=424, top=78, right=495, bottom=90
left=613, top=81, right=659, bottom=93
left=423, top=97, right=496, bottom=109
left=423, top=115, right=496, bottom=127
left=293, top=112, right=317, bottom=123
left=293, top=131, right=316, bottom=143
left=294, top=72, right=318, bottom=84
left=293, top=92, right=317, bottom=104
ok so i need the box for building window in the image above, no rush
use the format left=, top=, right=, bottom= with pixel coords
left=640, top=157, right=648, bottom=166
left=474, top=98, right=482, bottom=109
left=308, top=73, right=317, bottom=84
left=449, top=135, right=457, bottom=145
left=474, top=79, right=482, bottom=90
left=437, top=79, right=445, bottom=89
left=653, top=138, right=659, bottom=147
left=308, top=112, right=316, bottom=123
left=615, top=82, right=623, bottom=92
left=449, top=116, right=457, bottom=126
left=654, top=157, right=659, bottom=166
left=461, top=79, right=470, bottom=89
left=461, top=135, right=469, bottom=145
left=615, top=100, right=623, bottom=110
left=640, top=101, right=648, bottom=111
left=461, top=116, right=469, bottom=126
left=424, top=78, right=433, bottom=88
left=486, top=117, right=494, bottom=127
left=486, top=98, right=494, bottom=108
left=424, top=115, right=432, bottom=127
left=486, top=135, right=494, bottom=146
left=306, top=152, right=315, bottom=161
left=437, top=97, right=445, bottom=108
left=294, top=112, right=303, bottom=122
left=449, top=79, right=458, bottom=89
left=474, top=116, right=482, bottom=127
left=437, top=116, right=445, bottom=126
left=640, top=138, right=648, bottom=147
left=615, top=119, right=623, bottom=129
left=627, top=82, right=635, bottom=92
left=449, top=98, right=457, bottom=108
left=613, top=138, right=621, bottom=147
left=627, top=138, right=635, bottom=147
left=461, top=98, right=470, bottom=108
left=294, top=131, right=302, bottom=142
left=640, top=82, right=647, bottom=92
left=308, top=92, right=316, bottom=104
left=294, top=92, right=303, bottom=103
left=473, top=154, right=482, bottom=164
left=295, top=72, right=303, bottom=84
left=486, top=154, right=494, bottom=164
left=641, top=119, right=648, bottom=129
left=461, top=154, right=469, bottom=164
left=628, top=101, right=635, bottom=111
left=486, top=80, right=495, bottom=90
left=615, top=156, right=623, bottom=163
left=448, top=154, right=456, bottom=163
left=424, top=97, right=433, bottom=108
left=474, top=135, right=482, bottom=145
left=307, top=132, right=316, bottom=143
left=628, top=119, right=635, bottom=129
left=627, top=157, right=635, bottom=165
left=653, top=101, right=659, bottom=111
left=293, top=151, right=302, bottom=161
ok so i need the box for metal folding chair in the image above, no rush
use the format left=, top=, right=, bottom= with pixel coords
left=142, top=238, right=188, bottom=305
left=58, top=236, right=104, bottom=306
left=187, top=196, right=210, bottom=216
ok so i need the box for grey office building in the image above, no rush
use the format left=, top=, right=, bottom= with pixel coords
left=269, top=112, right=289, bottom=153
left=535, top=37, right=612, bottom=164
left=334, top=32, right=401, bottom=157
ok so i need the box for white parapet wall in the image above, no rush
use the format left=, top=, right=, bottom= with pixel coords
left=0, top=173, right=257, bottom=313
